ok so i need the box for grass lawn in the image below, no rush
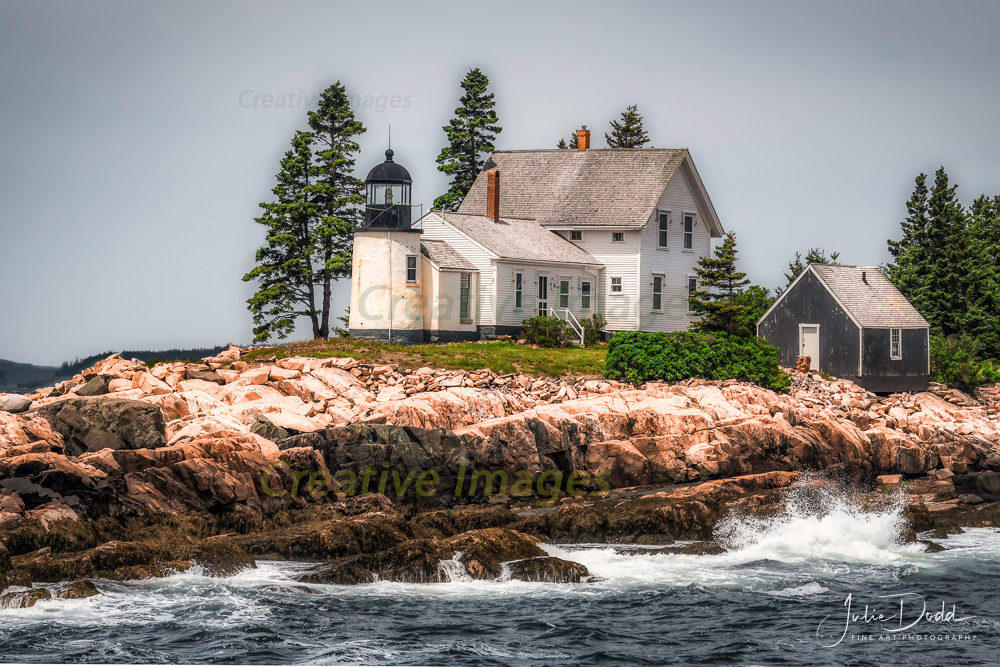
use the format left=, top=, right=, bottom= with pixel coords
left=244, top=338, right=607, bottom=378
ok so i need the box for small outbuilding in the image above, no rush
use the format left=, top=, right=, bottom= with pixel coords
left=757, top=264, right=930, bottom=393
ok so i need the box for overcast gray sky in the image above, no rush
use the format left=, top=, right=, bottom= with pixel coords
left=2, top=0, right=998, bottom=365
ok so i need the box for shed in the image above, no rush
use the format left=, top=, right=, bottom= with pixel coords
left=757, top=264, right=930, bottom=393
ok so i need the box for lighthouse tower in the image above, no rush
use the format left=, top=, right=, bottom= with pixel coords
left=348, top=149, right=424, bottom=344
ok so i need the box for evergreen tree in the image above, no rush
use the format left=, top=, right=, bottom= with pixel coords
left=776, top=247, right=840, bottom=295
left=307, top=82, right=367, bottom=336
left=605, top=104, right=650, bottom=148
left=692, top=231, right=752, bottom=336
left=557, top=131, right=579, bottom=149
left=434, top=68, right=502, bottom=211
left=243, top=82, right=366, bottom=343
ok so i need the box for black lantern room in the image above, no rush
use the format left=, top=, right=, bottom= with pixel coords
left=365, top=149, right=412, bottom=229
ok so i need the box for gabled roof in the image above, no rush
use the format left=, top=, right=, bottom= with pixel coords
left=758, top=263, right=929, bottom=329
left=434, top=212, right=602, bottom=265
left=810, top=264, right=929, bottom=328
left=420, top=239, right=478, bottom=271
left=457, top=148, right=723, bottom=236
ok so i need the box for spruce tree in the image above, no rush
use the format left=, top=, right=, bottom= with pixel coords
left=243, top=82, right=366, bottom=343
left=692, top=231, right=752, bottom=336
left=557, top=131, right=579, bottom=149
left=605, top=104, right=650, bottom=148
left=434, top=68, right=502, bottom=211
left=776, top=248, right=840, bottom=295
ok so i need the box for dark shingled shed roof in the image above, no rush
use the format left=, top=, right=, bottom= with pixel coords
left=810, top=264, right=930, bottom=328
left=457, top=148, right=721, bottom=233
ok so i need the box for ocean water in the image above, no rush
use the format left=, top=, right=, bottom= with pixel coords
left=2, top=485, right=999, bottom=666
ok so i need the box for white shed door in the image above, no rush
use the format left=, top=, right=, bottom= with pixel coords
left=800, top=325, right=819, bottom=370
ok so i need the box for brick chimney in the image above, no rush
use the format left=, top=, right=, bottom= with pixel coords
left=577, top=126, right=590, bottom=151
left=486, top=169, right=500, bottom=222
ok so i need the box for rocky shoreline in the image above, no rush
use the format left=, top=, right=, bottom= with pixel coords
left=3, top=346, right=1000, bottom=605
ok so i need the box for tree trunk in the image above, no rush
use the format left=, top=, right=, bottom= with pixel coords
left=318, top=263, right=331, bottom=338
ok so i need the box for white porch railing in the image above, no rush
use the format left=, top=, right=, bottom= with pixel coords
left=555, top=308, right=585, bottom=346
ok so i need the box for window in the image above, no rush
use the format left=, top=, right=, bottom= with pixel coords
left=658, top=212, right=669, bottom=248
left=890, top=328, right=902, bottom=360
left=683, top=215, right=694, bottom=250
left=610, top=276, right=623, bottom=294
left=687, top=276, right=698, bottom=312
left=460, top=273, right=471, bottom=320
left=612, top=232, right=625, bottom=243
left=514, top=272, right=523, bottom=309
left=406, top=255, right=417, bottom=282
left=581, top=281, right=591, bottom=310
left=652, top=275, right=663, bottom=311
left=570, top=230, right=583, bottom=241
left=537, top=276, right=549, bottom=316
left=559, top=280, right=570, bottom=309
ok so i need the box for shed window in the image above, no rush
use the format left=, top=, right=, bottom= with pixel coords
left=658, top=212, right=669, bottom=248
left=514, top=272, right=523, bottom=309
left=570, top=230, right=583, bottom=241
left=683, top=215, right=694, bottom=250
left=652, top=275, right=663, bottom=311
left=610, top=276, right=623, bottom=294
left=406, top=255, right=417, bottom=282
left=460, top=273, right=471, bottom=320
left=612, top=232, right=625, bottom=243
left=890, top=328, right=902, bottom=360
left=581, top=281, right=591, bottom=310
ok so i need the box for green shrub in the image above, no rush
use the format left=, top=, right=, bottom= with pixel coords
left=930, top=334, right=1000, bottom=392
left=605, top=330, right=790, bottom=392
left=521, top=316, right=575, bottom=348
left=580, top=314, right=607, bottom=347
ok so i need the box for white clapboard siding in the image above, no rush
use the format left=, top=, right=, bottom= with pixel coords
left=416, top=212, right=498, bottom=326
left=561, top=228, right=641, bottom=331
left=637, top=168, right=711, bottom=332
left=494, top=260, right=602, bottom=328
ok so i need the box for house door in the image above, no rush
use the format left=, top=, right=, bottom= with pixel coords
left=799, top=324, right=820, bottom=370
left=537, top=276, right=548, bottom=316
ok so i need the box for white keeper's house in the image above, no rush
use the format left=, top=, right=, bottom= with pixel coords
left=349, top=127, right=724, bottom=344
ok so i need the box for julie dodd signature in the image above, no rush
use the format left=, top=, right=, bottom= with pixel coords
left=816, top=593, right=976, bottom=647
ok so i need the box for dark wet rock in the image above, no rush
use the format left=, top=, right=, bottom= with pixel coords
left=919, top=540, right=946, bottom=553
left=249, top=416, right=288, bottom=442
left=10, top=540, right=173, bottom=583
left=63, top=579, right=99, bottom=598
left=33, top=398, right=167, bottom=455
left=0, top=587, right=51, bottom=608
left=185, top=368, right=226, bottom=385
left=278, top=423, right=476, bottom=507
left=506, top=556, right=590, bottom=583
left=954, top=472, right=1000, bottom=502
left=186, top=541, right=256, bottom=577
left=76, top=376, right=110, bottom=397
left=300, top=527, right=550, bottom=585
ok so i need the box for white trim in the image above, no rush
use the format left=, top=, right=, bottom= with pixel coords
left=798, top=323, right=821, bottom=371
left=656, top=210, right=670, bottom=249
left=651, top=273, right=664, bottom=312
left=890, top=328, right=902, bottom=360
left=682, top=211, right=696, bottom=251
left=686, top=273, right=699, bottom=314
